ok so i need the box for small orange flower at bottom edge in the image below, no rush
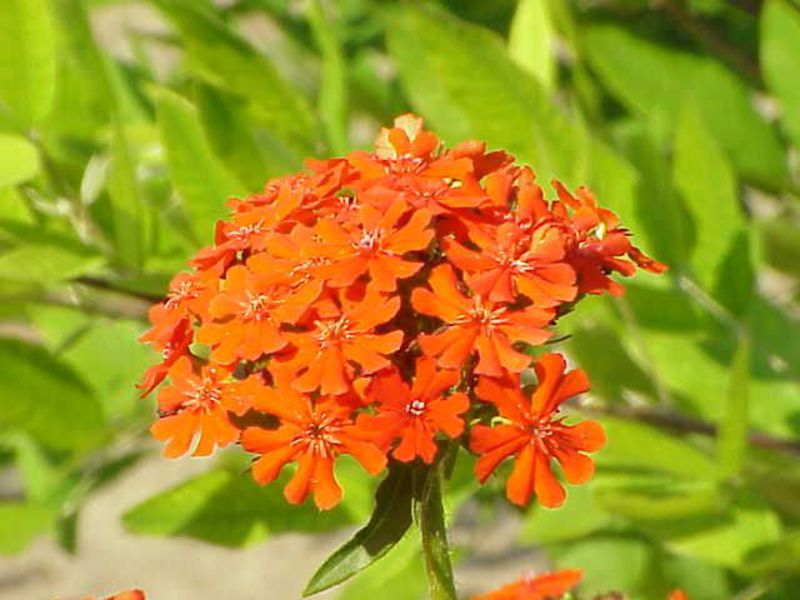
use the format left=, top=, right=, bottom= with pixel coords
left=80, top=590, right=145, bottom=600
left=473, top=569, right=582, bottom=600
left=668, top=590, right=690, bottom=600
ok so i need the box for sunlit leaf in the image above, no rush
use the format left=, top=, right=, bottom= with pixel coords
left=304, top=462, right=418, bottom=596
left=508, top=0, right=556, bottom=92
left=150, top=0, right=315, bottom=149
left=762, top=0, right=800, bottom=149
left=0, top=339, right=106, bottom=451
left=0, top=0, right=57, bottom=127
left=0, top=502, right=55, bottom=555
left=124, top=468, right=358, bottom=547
left=0, top=134, right=39, bottom=188
left=584, top=24, right=787, bottom=188
left=154, top=87, right=244, bottom=242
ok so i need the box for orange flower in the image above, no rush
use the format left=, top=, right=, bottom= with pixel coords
left=284, top=285, right=404, bottom=395
left=150, top=357, right=265, bottom=457
left=444, top=220, right=576, bottom=307
left=668, top=590, right=690, bottom=600
left=357, top=357, right=469, bottom=463
left=412, top=264, right=554, bottom=376
left=241, top=383, right=386, bottom=510
left=552, top=181, right=667, bottom=296
left=473, top=569, right=582, bottom=600
left=137, top=317, right=192, bottom=397
left=139, top=267, right=220, bottom=347
left=81, top=590, right=146, bottom=600
left=312, top=198, right=433, bottom=292
left=470, top=353, right=605, bottom=507
left=197, top=264, right=321, bottom=364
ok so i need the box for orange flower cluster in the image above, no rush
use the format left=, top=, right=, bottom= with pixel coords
left=139, top=115, right=665, bottom=510
left=473, top=569, right=582, bottom=600
left=473, top=570, right=690, bottom=600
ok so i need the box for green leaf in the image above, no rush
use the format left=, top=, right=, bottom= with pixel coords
left=597, top=417, right=716, bottom=480
left=660, top=494, right=782, bottom=570
left=583, top=24, right=787, bottom=188
left=762, top=0, right=800, bottom=150
left=416, top=467, right=456, bottom=600
left=0, top=502, right=55, bottom=555
left=304, top=462, right=418, bottom=596
left=508, top=0, right=556, bottom=91
left=673, top=103, right=749, bottom=299
left=123, top=468, right=357, bottom=547
left=59, top=318, right=153, bottom=420
left=107, top=121, right=146, bottom=268
left=385, top=4, right=649, bottom=246
left=195, top=86, right=271, bottom=192
left=0, top=0, right=57, bottom=127
left=337, top=533, right=425, bottom=600
left=154, top=87, right=244, bottom=241
left=716, top=333, right=750, bottom=479
left=552, top=536, right=659, bottom=597
left=520, top=484, right=612, bottom=545
left=0, top=134, right=39, bottom=188
left=0, top=339, right=106, bottom=451
left=307, top=0, right=349, bottom=153
left=150, top=0, right=315, bottom=149
left=0, top=242, right=104, bottom=283
left=760, top=217, right=800, bottom=278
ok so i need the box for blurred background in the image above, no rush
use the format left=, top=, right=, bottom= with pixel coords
left=0, top=0, right=799, bottom=598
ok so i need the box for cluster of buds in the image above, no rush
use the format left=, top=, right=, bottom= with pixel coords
left=139, top=115, right=665, bottom=510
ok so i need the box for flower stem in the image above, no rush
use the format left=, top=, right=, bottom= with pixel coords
left=417, top=464, right=457, bottom=600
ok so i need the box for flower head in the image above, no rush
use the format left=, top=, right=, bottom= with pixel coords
left=139, top=114, right=662, bottom=511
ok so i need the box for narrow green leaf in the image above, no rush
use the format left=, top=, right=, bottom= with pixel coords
left=154, top=88, right=244, bottom=242
left=0, top=339, right=106, bottom=451
left=508, top=0, right=556, bottom=91
left=584, top=24, right=788, bottom=188
left=0, top=243, right=104, bottom=283
left=673, top=103, right=747, bottom=294
left=337, top=533, right=425, bottom=600
left=0, top=0, right=57, bottom=127
left=124, top=468, right=357, bottom=547
left=0, top=503, right=55, bottom=555
left=195, top=86, right=270, bottom=192
left=107, top=120, right=146, bottom=268
left=762, top=0, right=800, bottom=149
left=0, top=134, right=39, bottom=188
left=307, top=0, right=348, bottom=153
left=716, top=333, right=750, bottom=479
left=416, top=467, right=456, bottom=600
left=150, top=0, right=315, bottom=149
left=304, top=463, right=417, bottom=596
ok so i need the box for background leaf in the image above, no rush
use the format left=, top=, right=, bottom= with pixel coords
left=123, top=468, right=359, bottom=547
left=0, top=339, right=106, bottom=451
left=0, top=0, right=57, bottom=127
left=761, top=0, right=800, bottom=150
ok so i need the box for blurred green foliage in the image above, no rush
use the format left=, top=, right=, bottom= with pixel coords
left=0, top=0, right=799, bottom=598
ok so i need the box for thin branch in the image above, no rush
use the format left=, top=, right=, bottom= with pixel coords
left=655, top=0, right=762, bottom=85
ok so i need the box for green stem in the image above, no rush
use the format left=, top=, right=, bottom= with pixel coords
left=417, top=464, right=457, bottom=600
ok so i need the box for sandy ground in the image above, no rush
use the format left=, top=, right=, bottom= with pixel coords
left=0, top=448, right=544, bottom=600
